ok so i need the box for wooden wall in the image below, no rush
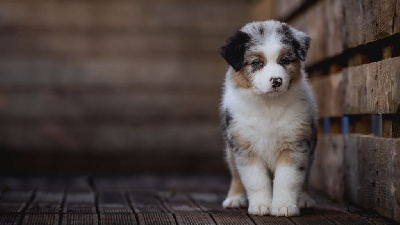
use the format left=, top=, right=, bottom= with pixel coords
left=251, top=0, right=400, bottom=222
left=0, top=0, right=249, bottom=173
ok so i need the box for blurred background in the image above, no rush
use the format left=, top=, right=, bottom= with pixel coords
left=1, top=0, right=399, bottom=175
left=0, top=0, right=250, bottom=173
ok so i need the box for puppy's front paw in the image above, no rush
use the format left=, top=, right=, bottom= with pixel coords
left=248, top=204, right=270, bottom=216
left=222, top=195, right=247, bottom=208
left=271, top=205, right=300, bottom=217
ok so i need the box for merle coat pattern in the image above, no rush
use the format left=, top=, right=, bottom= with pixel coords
left=219, top=21, right=317, bottom=217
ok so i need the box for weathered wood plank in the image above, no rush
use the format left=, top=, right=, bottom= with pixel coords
left=343, top=135, right=361, bottom=204
left=211, top=212, right=254, bottom=225
left=63, top=192, right=96, bottom=214
left=99, top=214, right=137, bottom=225
left=129, top=192, right=169, bottom=213
left=320, top=210, right=374, bottom=225
left=175, top=213, right=215, bottom=225
left=0, top=191, right=33, bottom=213
left=21, top=214, right=59, bottom=225
left=321, top=134, right=400, bottom=222
left=98, top=192, right=132, bottom=214
left=287, top=0, right=399, bottom=66
left=0, top=214, right=21, bottom=225
left=290, top=1, right=325, bottom=66
left=311, top=72, right=345, bottom=117
left=159, top=192, right=202, bottom=213
left=61, top=214, right=98, bottom=225
left=324, top=0, right=344, bottom=58
left=249, top=214, right=294, bottom=225
left=396, top=0, right=400, bottom=34
left=26, top=191, right=64, bottom=214
left=290, top=0, right=343, bottom=66
left=309, top=135, right=345, bottom=200
left=137, top=213, right=176, bottom=225
left=343, top=0, right=397, bottom=49
left=289, top=209, right=335, bottom=225
left=344, top=57, right=400, bottom=114
left=189, top=192, right=229, bottom=213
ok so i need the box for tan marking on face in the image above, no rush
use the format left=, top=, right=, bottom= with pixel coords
left=277, top=48, right=302, bottom=88
left=234, top=68, right=252, bottom=89
left=251, top=52, right=267, bottom=64
left=288, top=60, right=302, bottom=85
left=233, top=52, right=267, bottom=89
left=277, top=48, right=288, bottom=63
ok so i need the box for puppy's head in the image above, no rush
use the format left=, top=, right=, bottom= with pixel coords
left=220, top=21, right=310, bottom=96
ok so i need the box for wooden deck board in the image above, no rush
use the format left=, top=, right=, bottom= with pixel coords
left=0, top=175, right=397, bottom=225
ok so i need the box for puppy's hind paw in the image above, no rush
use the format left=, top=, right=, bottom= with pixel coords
left=248, top=204, right=270, bottom=216
left=271, top=205, right=300, bottom=217
left=298, top=192, right=316, bottom=208
left=222, top=195, right=247, bottom=208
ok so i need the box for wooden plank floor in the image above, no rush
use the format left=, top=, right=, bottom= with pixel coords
left=0, top=175, right=397, bottom=225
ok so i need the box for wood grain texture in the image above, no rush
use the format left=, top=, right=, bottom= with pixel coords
left=312, top=134, right=400, bottom=222
left=344, top=57, right=400, bottom=114
left=311, top=72, right=345, bottom=117
left=343, top=0, right=397, bottom=48
left=309, top=135, right=345, bottom=200
left=289, top=0, right=343, bottom=66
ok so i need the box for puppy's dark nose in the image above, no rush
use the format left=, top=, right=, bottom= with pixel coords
left=270, top=77, right=282, bottom=88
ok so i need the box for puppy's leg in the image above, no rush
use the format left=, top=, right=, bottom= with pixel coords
left=223, top=149, right=247, bottom=208
left=236, top=156, right=272, bottom=216
left=299, top=186, right=316, bottom=208
left=271, top=149, right=307, bottom=217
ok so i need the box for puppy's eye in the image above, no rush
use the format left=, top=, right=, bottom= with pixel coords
left=279, top=58, right=296, bottom=65
left=251, top=60, right=264, bottom=68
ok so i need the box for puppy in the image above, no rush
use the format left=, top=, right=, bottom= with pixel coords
left=219, top=21, right=318, bottom=217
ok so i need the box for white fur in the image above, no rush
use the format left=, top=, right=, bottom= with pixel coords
left=222, top=194, right=247, bottom=208
left=223, top=75, right=315, bottom=169
left=251, top=35, right=290, bottom=95
left=236, top=159, right=272, bottom=215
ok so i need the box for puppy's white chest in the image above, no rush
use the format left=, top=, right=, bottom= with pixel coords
left=233, top=102, right=297, bottom=154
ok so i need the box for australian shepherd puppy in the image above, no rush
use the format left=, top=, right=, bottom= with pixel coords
left=219, top=21, right=318, bottom=217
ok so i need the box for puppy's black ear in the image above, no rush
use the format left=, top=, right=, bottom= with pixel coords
left=295, top=31, right=311, bottom=61
left=279, top=24, right=311, bottom=61
left=219, top=31, right=251, bottom=71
